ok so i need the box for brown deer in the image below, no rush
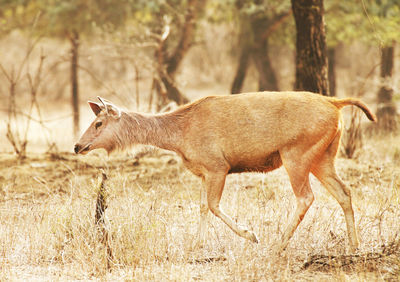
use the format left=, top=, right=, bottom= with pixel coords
left=74, top=92, right=376, bottom=252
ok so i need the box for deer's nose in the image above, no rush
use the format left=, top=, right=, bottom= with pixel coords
left=74, top=144, right=81, bottom=154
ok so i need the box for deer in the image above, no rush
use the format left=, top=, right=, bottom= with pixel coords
left=74, top=91, right=377, bottom=252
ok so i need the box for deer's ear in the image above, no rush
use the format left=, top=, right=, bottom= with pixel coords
left=97, top=96, right=121, bottom=119
left=88, top=101, right=103, bottom=116
left=106, top=104, right=122, bottom=119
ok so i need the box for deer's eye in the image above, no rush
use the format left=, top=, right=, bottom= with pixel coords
left=95, top=121, right=103, bottom=129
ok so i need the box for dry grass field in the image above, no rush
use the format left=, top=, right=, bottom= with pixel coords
left=1, top=27, right=399, bottom=281
left=1, top=131, right=400, bottom=281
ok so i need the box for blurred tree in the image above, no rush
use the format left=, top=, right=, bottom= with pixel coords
left=327, top=47, right=336, bottom=96
left=37, top=0, right=130, bottom=138
left=0, top=0, right=33, bottom=35
left=230, top=0, right=291, bottom=94
left=325, top=0, right=399, bottom=107
left=363, top=0, right=399, bottom=130
left=291, top=0, right=328, bottom=95
left=152, top=0, right=206, bottom=106
left=324, top=0, right=364, bottom=97
left=126, top=0, right=206, bottom=107
left=377, top=42, right=396, bottom=130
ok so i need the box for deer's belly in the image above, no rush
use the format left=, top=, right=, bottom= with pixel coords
left=228, top=151, right=282, bottom=174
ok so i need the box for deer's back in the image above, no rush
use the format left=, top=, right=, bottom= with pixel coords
left=176, top=91, right=340, bottom=173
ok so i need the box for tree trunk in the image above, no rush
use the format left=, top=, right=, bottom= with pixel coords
left=291, top=0, right=328, bottom=95
left=252, top=37, right=279, bottom=91
left=69, top=31, right=80, bottom=139
left=328, top=47, right=336, bottom=96
left=154, top=0, right=206, bottom=106
left=231, top=8, right=286, bottom=94
left=251, top=13, right=279, bottom=92
left=231, top=44, right=251, bottom=94
left=160, top=75, right=188, bottom=104
left=377, top=43, right=397, bottom=131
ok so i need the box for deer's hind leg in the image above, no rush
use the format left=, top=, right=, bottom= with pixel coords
left=279, top=154, right=314, bottom=251
left=311, top=132, right=359, bottom=252
left=278, top=129, right=340, bottom=250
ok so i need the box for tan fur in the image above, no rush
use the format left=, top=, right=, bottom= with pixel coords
left=75, top=91, right=376, bottom=251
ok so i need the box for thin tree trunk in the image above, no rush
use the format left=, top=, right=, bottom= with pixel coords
left=160, top=75, right=189, bottom=104
left=69, top=31, right=80, bottom=139
left=291, top=0, right=328, bottom=95
left=165, top=3, right=199, bottom=76
left=328, top=47, right=336, bottom=96
left=252, top=37, right=279, bottom=91
left=377, top=43, right=397, bottom=131
left=251, top=12, right=281, bottom=92
left=231, top=44, right=251, bottom=94
left=231, top=9, right=286, bottom=94
left=154, top=0, right=206, bottom=105
left=231, top=3, right=252, bottom=94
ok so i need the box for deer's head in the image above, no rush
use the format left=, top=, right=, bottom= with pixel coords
left=74, top=96, right=122, bottom=155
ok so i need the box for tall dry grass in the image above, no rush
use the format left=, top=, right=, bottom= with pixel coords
left=1, top=137, right=400, bottom=280
left=0, top=26, right=399, bottom=281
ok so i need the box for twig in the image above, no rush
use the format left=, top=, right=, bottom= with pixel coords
left=302, top=241, right=400, bottom=271
left=94, top=170, right=113, bottom=270
left=0, top=108, right=72, bottom=124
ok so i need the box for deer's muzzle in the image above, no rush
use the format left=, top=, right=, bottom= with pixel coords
left=74, top=143, right=91, bottom=154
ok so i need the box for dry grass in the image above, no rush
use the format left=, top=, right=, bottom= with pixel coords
left=1, top=134, right=400, bottom=281
left=1, top=21, right=399, bottom=281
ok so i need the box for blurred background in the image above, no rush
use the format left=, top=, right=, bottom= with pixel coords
left=0, top=0, right=399, bottom=155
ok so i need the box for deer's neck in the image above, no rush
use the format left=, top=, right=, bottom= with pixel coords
left=122, top=112, right=183, bottom=152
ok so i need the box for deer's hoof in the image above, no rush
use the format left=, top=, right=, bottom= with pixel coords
left=244, top=230, right=259, bottom=243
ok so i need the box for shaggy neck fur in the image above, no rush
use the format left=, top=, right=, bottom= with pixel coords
left=110, top=111, right=183, bottom=153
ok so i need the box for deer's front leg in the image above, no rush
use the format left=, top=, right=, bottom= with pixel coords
left=204, top=171, right=258, bottom=243
left=196, top=183, right=208, bottom=246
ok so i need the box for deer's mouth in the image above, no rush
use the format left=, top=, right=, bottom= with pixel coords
left=81, top=144, right=91, bottom=154
left=74, top=143, right=91, bottom=154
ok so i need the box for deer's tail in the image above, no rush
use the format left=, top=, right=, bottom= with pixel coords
left=328, top=97, right=377, bottom=122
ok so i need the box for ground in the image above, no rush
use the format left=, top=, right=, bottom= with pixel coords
left=1, top=134, right=400, bottom=281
